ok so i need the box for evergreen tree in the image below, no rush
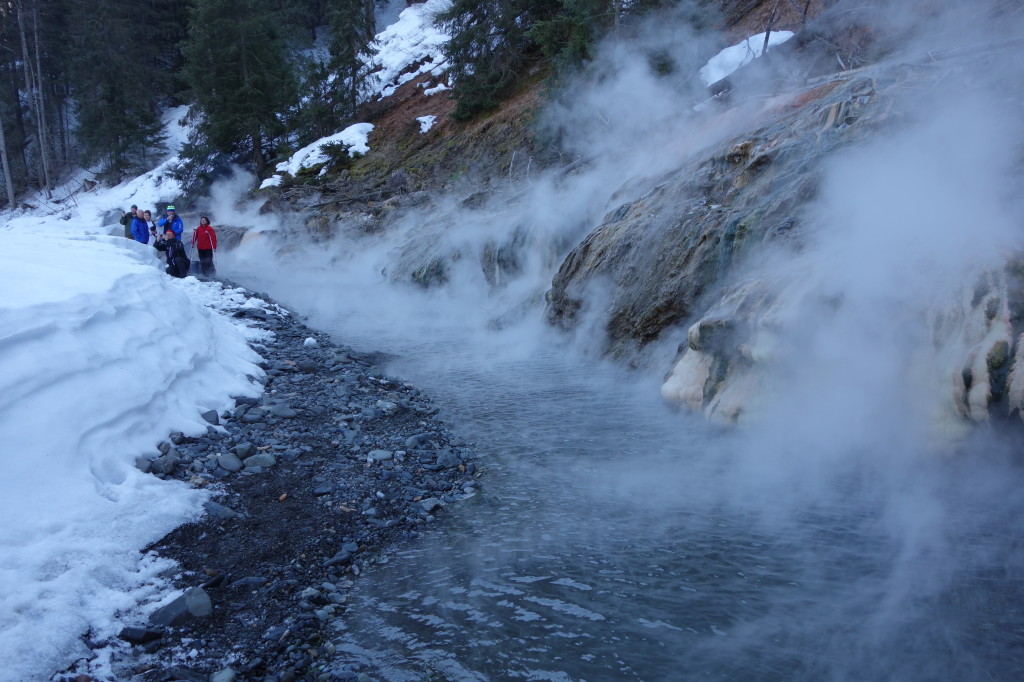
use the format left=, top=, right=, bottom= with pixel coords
left=183, top=0, right=297, bottom=173
left=439, top=0, right=559, bottom=120
left=145, top=0, right=191, bottom=100
left=441, top=0, right=679, bottom=120
left=327, top=0, right=375, bottom=118
left=66, top=0, right=167, bottom=178
left=292, top=56, right=344, bottom=144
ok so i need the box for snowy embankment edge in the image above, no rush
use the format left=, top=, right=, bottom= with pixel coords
left=0, top=231, right=267, bottom=682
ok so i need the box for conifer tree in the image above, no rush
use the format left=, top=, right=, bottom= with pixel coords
left=327, top=0, right=376, bottom=118
left=438, top=0, right=560, bottom=120
left=66, top=0, right=167, bottom=178
left=183, top=0, right=297, bottom=173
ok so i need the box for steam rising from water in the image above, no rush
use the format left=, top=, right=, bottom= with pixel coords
left=216, top=2, right=1024, bottom=678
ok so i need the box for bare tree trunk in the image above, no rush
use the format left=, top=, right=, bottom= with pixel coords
left=16, top=1, right=41, bottom=191
left=251, top=132, right=265, bottom=174
left=0, top=114, right=16, bottom=209
left=15, top=0, right=49, bottom=196
left=32, top=1, right=52, bottom=192
left=762, top=0, right=784, bottom=54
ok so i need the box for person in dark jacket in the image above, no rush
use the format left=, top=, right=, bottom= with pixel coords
left=154, top=226, right=190, bottom=278
left=120, top=204, right=137, bottom=239
left=130, top=208, right=150, bottom=244
left=157, top=205, right=184, bottom=239
left=191, top=216, right=218, bottom=277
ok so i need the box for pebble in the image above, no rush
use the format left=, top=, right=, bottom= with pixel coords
left=233, top=442, right=257, bottom=459
left=114, top=283, right=483, bottom=682
left=150, top=453, right=179, bottom=476
left=218, top=452, right=244, bottom=473
left=268, top=404, right=299, bottom=418
left=243, top=453, right=277, bottom=469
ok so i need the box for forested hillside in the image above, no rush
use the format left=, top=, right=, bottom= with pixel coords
left=0, top=0, right=824, bottom=209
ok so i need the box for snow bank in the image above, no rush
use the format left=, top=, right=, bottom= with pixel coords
left=365, top=0, right=450, bottom=99
left=699, top=30, right=795, bottom=86
left=0, top=230, right=263, bottom=681
left=263, top=122, right=375, bottom=188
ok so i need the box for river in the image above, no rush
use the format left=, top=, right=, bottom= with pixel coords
left=225, top=244, right=1024, bottom=681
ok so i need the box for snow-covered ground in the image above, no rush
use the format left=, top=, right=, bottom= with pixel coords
left=261, top=0, right=450, bottom=189
left=0, top=109, right=267, bottom=682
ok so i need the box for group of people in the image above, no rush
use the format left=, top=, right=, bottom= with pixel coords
left=119, top=204, right=219, bottom=278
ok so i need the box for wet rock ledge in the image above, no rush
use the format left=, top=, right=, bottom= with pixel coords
left=62, top=284, right=481, bottom=682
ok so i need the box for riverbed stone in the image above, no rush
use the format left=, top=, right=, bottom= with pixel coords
left=243, top=453, right=277, bottom=469
left=133, top=284, right=484, bottom=677
left=435, top=449, right=460, bottom=469
left=148, top=587, right=213, bottom=626
left=203, top=501, right=239, bottom=519
left=233, top=442, right=256, bottom=459
left=268, top=404, right=298, bottom=418
left=242, top=409, right=265, bottom=423
left=210, top=669, right=237, bottom=682
left=200, top=409, right=220, bottom=425
left=218, top=452, right=244, bottom=473
left=150, top=453, right=180, bottom=476
left=418, top=498, right=443, bottom=513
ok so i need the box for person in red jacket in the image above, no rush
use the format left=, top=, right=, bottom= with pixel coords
left=191, top=216, right=218, bottom=277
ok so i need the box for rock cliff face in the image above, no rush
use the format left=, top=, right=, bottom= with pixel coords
left=545, top=45, right=1024, bottom=430
left=545, top=73, right=880, bottom=356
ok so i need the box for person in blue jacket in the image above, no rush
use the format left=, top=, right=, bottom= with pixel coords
left=130, top=208, right=150, bottom=244
left=157, top=205, right=184, bottom=239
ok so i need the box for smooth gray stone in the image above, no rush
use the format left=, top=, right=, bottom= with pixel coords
left=267, top=404, right=298, bottom=418
left=243, top=453, right=277, bottom=468
left=418, top=498, right=443, bottom=513
left=324, top=551, right=352, bottom=567
left=200, top=409, right=220, bottom=425
left=150, top=453, right=179, bottom=476
left=135, top=457, right=152, bottom=474
left=435, top=448, right=460, bottom=468
left=202, top=501, right=239, bottom=519
left=241, top=410, right=264, bottom=423
left=148, top=587, right=212, bottom=626
left=233, top=442, right=256, bottom=459
left=218, top=452, right=244, bottom=473
left=118, top=626, right=164, bottom=644
left=405, top=433, right=431, bottom=449
left=210, top=669, right=237, bottom=682
left=367, top=449, right=393, bottom=462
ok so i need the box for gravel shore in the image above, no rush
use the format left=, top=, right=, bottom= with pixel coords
left=59, top=283, right=481, bottom=682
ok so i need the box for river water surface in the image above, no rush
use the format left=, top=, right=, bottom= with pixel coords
left=228, top=254, right=1024, bottom=681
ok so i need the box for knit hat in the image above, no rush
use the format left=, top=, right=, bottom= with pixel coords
left=166, top=205, right=176, bottom=211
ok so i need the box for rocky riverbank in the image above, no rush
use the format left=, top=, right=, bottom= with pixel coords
left=59, top=283, right=481, bottom=682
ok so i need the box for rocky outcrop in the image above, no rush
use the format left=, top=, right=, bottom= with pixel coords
left=545, top=45, right=1024, bottom=429
left=545, top=74, right=881, bottom=358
